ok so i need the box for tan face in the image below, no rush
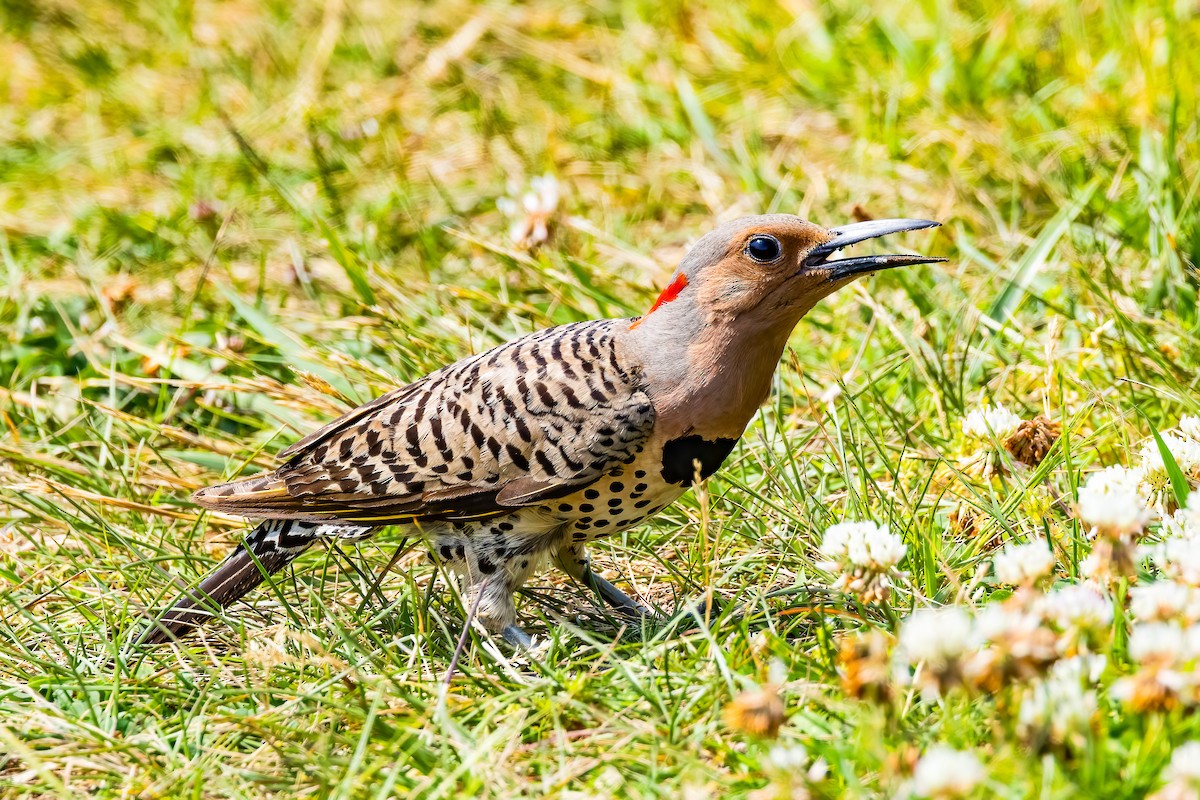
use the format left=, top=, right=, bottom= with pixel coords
left=691, top=219, right=841, bottom=320
left=672, top=216, right=941, bottom=332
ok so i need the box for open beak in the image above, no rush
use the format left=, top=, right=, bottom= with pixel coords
left=805, top=218, right=946, bottom=280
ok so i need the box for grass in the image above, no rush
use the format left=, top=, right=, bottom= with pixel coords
left=1, top=0, right=1199, bottom=797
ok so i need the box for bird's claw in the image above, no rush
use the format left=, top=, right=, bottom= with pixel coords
left=500, top=624, right=535, bottom=650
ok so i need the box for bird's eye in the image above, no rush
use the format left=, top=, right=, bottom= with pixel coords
left=745, top=235, right=782, bottom=263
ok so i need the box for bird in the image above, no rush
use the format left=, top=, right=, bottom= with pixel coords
left=137, top=214, right=944, bottom=648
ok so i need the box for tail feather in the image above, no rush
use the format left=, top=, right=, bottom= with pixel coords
left=137, top=520, right=317, bottom=646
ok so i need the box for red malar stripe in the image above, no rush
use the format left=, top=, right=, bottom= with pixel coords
left=629, top=273, right=688, bottom=329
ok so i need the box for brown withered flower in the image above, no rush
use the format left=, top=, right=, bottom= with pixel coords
left=1004, top=415, right=1060, bottom=467
left=724, top=683, right=786, bottom=738
left=836, top=629, right=894, bottom=703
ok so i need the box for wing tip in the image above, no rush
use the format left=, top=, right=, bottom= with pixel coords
left=193, top=476, right=289, bottom=509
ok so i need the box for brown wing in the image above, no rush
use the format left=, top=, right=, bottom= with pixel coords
left=193, top=320, right=655, bottom=525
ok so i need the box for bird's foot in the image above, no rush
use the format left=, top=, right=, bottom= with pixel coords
left=580, top=569, right=728, bottom=631
left=679, top=592, right=724, bottom=628
left=500, top=624, right=535, bottom=650
left=581, top=569, right=653, bottom=618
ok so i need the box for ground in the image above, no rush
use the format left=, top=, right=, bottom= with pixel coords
left=1, top=0, right=1199, bottom=798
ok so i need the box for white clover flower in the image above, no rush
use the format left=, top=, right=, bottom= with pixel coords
left=898, top=607, right=973, bottom=668
left=1115, top=624, right=1198, bottom=714
left=1162, top=495, right=1200, bottom=540
left=1186, top=626, right=1200, bottom=661
left=993, top=538, right=1055, bottom=586
left=965, top=605, right=1059, bottom=682
left=1159, top=741, right=1200, bottom=788
left=962, top=404, right=1022, bottom=441
left=1146, top=538, right=1200, bottom=587
left=820, top=521, right=906, bottom=570
left=1077, top=466, right=1154, bottom=537
left=818, top=521, right=907, bottom=603
left=1018, top=656, right=1099, bottom=748
left=1180, top=416, right=1200, bottom=444
left=1039, top=584, right=1114, bottom=633
left=766, top=743, right=810, bottom=772
left=1141, top=434, right=1200, bottom=476
left=1128, top=622, right=1187, bottom=665
left=765, top=744, right=829, bottom=787
left=911, top=745, right=986, bottom=798
left=1139, top=434, right=1200, bottom=514
left=1131, top=582, right=1198, bottom=624
left=497, top=174, right=561, bottom=247
left=971, top=604, right=1040, bottom=645
left=1081, top=464, right=1146, bottom=497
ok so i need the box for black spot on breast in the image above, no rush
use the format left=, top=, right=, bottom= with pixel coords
left=661, top=435, right=737, bottom=485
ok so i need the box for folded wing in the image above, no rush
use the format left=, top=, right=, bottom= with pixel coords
left=193, top=320, right=654, bottom=525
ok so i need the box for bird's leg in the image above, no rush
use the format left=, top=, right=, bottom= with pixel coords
left=465, top=558, right=536, bottom=650
left=500, top=624, right=534, bottom=649
left=444, top=571, right=534, bottom=683
left=553, top=543, right=652, bottom=617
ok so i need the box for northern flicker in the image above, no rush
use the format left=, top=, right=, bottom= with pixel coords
left=139, top=215, right=943, bottom=648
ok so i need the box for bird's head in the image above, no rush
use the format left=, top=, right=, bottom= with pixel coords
left=625, top=214, right=945, bottom=431
left=629, top=214, right=944, bottom=336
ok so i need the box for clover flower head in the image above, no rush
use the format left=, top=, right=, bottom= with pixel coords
left=1146, top=538, right=1200, bottom=587
left=497, top=174, right=561, bottom=247
left=1140, top=434, right=1200, bottom=477
left=962, top=404, right=1022, bottom=441
left=1077, top=466, right=1154, bottom=538
left=1128, top=622, right=1187, bottom=665
left=911, top=745, right=986, bottom=799
left=993, top=538, right=1056, bottom=586
left=1162, top=495, right=1200, bottom=541
left=1138, top=433, right=1200, bottom=514
left=1005, top=415, right=1061, bottom=466
left=1162, top=741, right=1200, bottom=784
left=820, top=521, right=906, bottom=570
left=818, top=521, right=907, bottom=603
left=1113, top=623, right=1199, bottom=713
left=1018, top=656, right=1099, bottom=750
left=836, top=629, right=894, bottom=703
left=1038, top=584, right=1114, bottom=634
left=1131, top=581, right=1199, bottom=624
left=965, top=604, right=1059, bottom=689
left=898, top=607, right=972, bottom=668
